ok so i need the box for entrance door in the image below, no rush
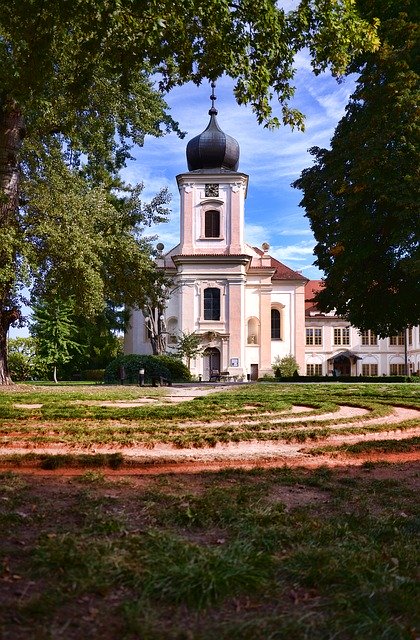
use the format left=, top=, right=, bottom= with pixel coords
left=250, top=364, right=259, bottom=381
left=203, top=348, right=221, bottom=381
left=334, top=355, right=351, bottom=376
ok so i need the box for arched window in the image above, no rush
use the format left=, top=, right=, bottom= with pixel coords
left=271, top=309, right=281, bottom=339
left=204, top=288, right=221, bottom=320
left=205, top=210, right=220, bottom=237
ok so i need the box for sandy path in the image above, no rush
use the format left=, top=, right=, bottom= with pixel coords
left=3, top=385, right=419, bottom=473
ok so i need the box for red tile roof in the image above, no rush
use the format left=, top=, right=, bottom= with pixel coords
left=271, top=257, right=307, bottom=281
left=305, top=280, right=324, bottom=312
left=251, top=247, right=307, bottom=281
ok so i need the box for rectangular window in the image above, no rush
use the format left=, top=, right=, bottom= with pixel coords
left=360, top=330, right=377, bottom=345
left=408, top=327, right=413, bottom=346
left=204, top=210, right=220, bottom=237
left=306, top=328, right=322, bottom=346
left=204, top=287, right=221, bottom=320
left=362, top=363, right=378, bottom=376
left=307, top=364, right=323, bottom=376
left=389, top=333, right=404, bottom=346
left=334, top=327, right=350, bottom=346
left=390, top=363, right=406, bottom=375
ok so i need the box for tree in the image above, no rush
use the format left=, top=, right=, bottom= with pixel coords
left=175, top=331, right=204, bottom=372
left=66, top=306, right=125, bottom=375
left=0, top=1, right=380, bottom=383
left=141, top=273, right=174, bottom=356
left=30, top=298, right=83, bottom=383
left=293, top=0, right=419, bottom=336
left=7, top=337, right=37, bottom=381
left=272, top=354, right=300, bottom=377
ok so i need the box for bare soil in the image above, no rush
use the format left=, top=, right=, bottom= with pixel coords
left=1, top=385, right=419, bottom=475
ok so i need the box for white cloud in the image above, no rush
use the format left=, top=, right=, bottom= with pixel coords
left=244, top=224, right=270, bottom=248
left=271, top=240, right=316, bottom=263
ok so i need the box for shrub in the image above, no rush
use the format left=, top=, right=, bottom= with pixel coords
left=80, top=369, right=105, bottom=382
left=104, top=354, right=191, bottom=384
left=155, top=355, right=191, bottom=382
left=272, top=354, right=300, bottom=378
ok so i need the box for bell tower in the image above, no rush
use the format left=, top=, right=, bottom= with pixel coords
left=176, top=82, right=249, bottom=256
left=167, top=83, right=252, bottom=377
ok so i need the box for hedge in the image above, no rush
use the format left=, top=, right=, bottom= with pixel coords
left=104, top=354, right=191, bottom=384
left=261, top=375, right=419, bottom=383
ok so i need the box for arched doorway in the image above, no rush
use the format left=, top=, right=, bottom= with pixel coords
left=203, top=347, right=221, bottom=381
left=329, top=350, right=361, bottom=376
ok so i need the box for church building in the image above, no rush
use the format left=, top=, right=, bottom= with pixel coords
left=124, top=90, right=308, bottom=380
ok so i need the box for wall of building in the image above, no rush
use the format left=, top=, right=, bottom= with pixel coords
left=305, top=318, right=420, bottom=376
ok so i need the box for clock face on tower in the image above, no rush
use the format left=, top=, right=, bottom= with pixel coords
left=205, top=183, right=219, bottom=198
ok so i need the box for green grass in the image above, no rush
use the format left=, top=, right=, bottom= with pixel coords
left=0, top=464, right=419, bottom=639
left=0, top=382, right=418, bottom=450
left=0, top=382, right=419, bottom=637
left=309, top=436, right=420, bottom=456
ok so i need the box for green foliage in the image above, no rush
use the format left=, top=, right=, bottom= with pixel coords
left=272, top=354, right=300, bottom=377
left=104, top=353, right=191, bottom=384
left=30, top=298, right=83, bottom=382
left=155, top=354, right=192, bottom=382
left=0, top=1, right=379, bottom=130
left=293, top=0, right=420, bottom=335
left=63, top=307, right=125, bottom=376
left=7, top=336, right=49, bottom=381
left=0, top=0, right=381, bottom=383
left=7, top=337, right=35, bottom=381
left=174, top=331, right=204, bottom=370
left=79, top=369, right=105, bottom=382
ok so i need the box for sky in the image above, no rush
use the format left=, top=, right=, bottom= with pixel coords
left=123, top=53, right=356, bottom=281
left=10, top=53, right=356, bottom=339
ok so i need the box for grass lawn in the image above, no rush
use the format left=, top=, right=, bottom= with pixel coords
left=0, top=383, right=419, bottom=639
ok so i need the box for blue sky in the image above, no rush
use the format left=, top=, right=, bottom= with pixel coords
left=123, top=53, right=355, bottom=281
left=10, top=54, right=355, bottom=339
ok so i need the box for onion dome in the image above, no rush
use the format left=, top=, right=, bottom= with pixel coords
left=186, top=83, right=240, bottom=172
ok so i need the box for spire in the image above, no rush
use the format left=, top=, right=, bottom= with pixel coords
left=209, top=81, right=217, bottom=115
left=186, top=81, right=240, bottom=172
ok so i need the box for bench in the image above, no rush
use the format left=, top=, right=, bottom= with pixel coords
left=220, top=372, right=238, bottom=382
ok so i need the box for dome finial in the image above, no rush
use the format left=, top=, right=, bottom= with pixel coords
left=209, top=81, right=218, bottom=115
left=186, top=82, right=240, bottom=172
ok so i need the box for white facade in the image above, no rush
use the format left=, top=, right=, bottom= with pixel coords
left=125, top=106, right=418, bottom=381
left=305, top=282, right=420, bottom=377
left=125, top=114, right=307, bottom=379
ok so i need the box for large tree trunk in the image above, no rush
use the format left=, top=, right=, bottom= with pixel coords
left=0, top=307, right=20, bottom=385
left=0, top=321, right=12, bottom=385
left=0, top=98, right=26, bottom=385
left=150, top=333, right=166, bottom=356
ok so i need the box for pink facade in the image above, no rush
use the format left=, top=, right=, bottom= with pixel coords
left=125, top=105, right=307, bottom=379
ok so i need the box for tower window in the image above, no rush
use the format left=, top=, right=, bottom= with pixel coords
left=204, top=210, right=220, bottom=238
left=271, top=309, right=281, bottom=339
left=204, top=288, right=221, bottom=320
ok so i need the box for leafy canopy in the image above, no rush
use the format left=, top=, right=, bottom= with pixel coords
left=293, top=0, right=419, bottom=335
left=0, top=0, right=380, bottom=383
left=0, top=0, right=379, bottom=131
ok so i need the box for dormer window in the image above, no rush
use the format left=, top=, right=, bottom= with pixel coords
left=205, top=210, right=220, bottom=238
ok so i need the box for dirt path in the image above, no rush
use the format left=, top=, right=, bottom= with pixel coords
left=2, top=385, right=419, bottom=474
